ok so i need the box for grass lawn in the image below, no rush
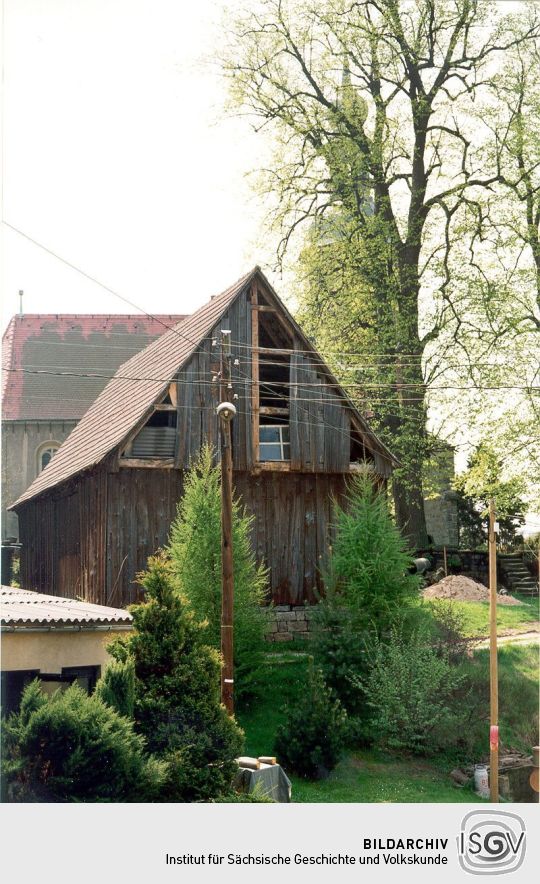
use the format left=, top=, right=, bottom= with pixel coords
left=423, top=593, right=539, bottom=638
left=289, top=753, right=481, bottom=803
left=236, top=641, right=538, bottom=803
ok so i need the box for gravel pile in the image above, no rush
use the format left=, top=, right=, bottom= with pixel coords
left=423, top=574, right=522, bottom=605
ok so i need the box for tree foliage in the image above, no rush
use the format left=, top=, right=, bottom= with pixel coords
left=454, top=443, right=526, bottom=547
left=109, top=553, right=245, bottom=802
left=362, top=624, right=468, bottom=754
left=224, top=0, right=540, bottom=545
left=168, top=445, right=267, bottom=699
left=274, top=665, right=348, bottom=779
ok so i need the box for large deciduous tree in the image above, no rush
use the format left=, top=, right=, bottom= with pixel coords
left=224, top=0, right=539, bottom=546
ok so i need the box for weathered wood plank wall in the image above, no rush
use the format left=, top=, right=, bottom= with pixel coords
left=235, top=471, right=348, bottom=605
left=290, top=351, right=350, bottom=473
left=18, top=466, right=351, bottom=608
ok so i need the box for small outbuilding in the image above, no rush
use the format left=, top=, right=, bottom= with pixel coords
left=1, top=585, right=132, bottom=714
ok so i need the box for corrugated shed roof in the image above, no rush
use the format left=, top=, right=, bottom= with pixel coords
left=2, top=313, right=186, bottom=421
left=0, top=585, right=132, bottom=627
left=12, top=269, right=257, bottom=507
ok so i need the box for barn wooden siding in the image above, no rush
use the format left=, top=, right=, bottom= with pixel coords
left=235, top=471, right=348, bottom=605
left=18, top=465, right=350, bottom=608
left=16, top=274, right=392, bottom=608
left=176, top=292, right=253, bottom=472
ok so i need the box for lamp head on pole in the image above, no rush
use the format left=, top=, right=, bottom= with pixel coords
left=217, top=401, right=236, bottom=422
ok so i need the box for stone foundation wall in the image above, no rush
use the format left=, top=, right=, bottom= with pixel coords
left=264, top=605, right=316, bottom=642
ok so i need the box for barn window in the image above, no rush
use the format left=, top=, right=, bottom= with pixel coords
left=36, top=441, right=60, bottom=473
left=259, top=425, right=290, bottom=461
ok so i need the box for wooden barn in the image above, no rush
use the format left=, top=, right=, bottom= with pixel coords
left=11, top=268, right=395, bottom=608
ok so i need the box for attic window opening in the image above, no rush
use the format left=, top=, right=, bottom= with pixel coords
left=258, top=354, right=290, bottom=461
left=350, top=427, right=373, bottom=465
left=123, top=406, right=177, bottom=459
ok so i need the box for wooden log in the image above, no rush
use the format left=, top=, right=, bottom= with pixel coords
left=258, top=756, right=277, bottom=765
left=237, top=756, right=260, bottom=770
left=259, top=406, right=289, bottom=416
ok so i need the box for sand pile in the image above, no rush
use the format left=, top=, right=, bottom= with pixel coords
left=423, top=575, right=522, bottom=605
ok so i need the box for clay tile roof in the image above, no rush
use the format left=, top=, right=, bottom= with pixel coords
left=12, top=269, right=258, bottom=507
left=2, top=313, right=186, bottom=421
left=0, top=585, right=132, bottom=628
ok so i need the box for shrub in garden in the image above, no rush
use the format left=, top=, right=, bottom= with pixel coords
left=310, top=591, right=368, bottom=717
left=362, top=625, right=468, bottom=755
left=328, top=473, right=420, bottom=637
left=95, top=658, right=135, bottom=718
left=274, top=666, right=347, bottom=779
left=312, top=474, right=420, bottom=721
left=168, top=444, right=267, bottom=699
left=109, top=553, right=244, bottom=802
left=1, top=680, right=165, bottom=802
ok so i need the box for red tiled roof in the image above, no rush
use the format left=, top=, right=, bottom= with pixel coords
left=2, top=313, right=186, bottom=420
left=12, top=270, right=258, bottom=507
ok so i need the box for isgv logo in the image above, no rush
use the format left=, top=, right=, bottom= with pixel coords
left=458, top=810, right=526, bottom=875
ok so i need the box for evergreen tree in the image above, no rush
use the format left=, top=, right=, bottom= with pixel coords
left=168, top=445, right=267, bottom=699
left=329, top=473, right=421, bottom=636
left=312, top=472, right=420, bottom=717
left=109, top=553, right=244, bottom=802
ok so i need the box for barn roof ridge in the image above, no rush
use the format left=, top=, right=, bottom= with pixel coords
left=11, top=268, right=258, bottom=507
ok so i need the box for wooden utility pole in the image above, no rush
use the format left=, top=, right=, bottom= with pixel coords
left=218, top=330, right=235, bottom=715
left=488, top=498, right=499, bottom=802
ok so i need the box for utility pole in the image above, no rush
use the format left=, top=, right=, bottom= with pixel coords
left=488, top=498, right=499, bottom=802
left=217, top=330, right=236, bottom=716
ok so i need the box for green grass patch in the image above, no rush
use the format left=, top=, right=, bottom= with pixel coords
left=458, top=644, right=539, bottom=758
left=423, top=594, right=539, bottom=638
left=289, top=752, right=482, bottom=804
left=236, top=642, right=538, bottom=802
left=237, top=654, right=309, bottom=757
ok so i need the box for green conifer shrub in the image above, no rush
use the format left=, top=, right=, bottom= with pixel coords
left=168, top=445, right=267, bottom=699
left=312, top=474, right=420, bottom=725
left=274, top=666, right=347, bottom=779
left=109, top=553, right=245, bottom=802
left=328, top=473, right=421, bottom=636
left=95, top=658, right=135, bottom=718
left=2, top=680, right=165, bottom=802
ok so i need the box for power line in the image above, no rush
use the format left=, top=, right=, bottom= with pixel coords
left=3, top=221, right=535, bottom=460
left=3, top=366, right=537, bottom=393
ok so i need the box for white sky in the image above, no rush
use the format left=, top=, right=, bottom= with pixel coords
left=0, top=0, right=524, bottom=333
left=1, top=0, right=277, bottom=332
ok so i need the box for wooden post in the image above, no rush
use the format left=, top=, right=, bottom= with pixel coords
left=219, top=332, right=235, bottom=716
left=443, top=545, right=448, bottom=577
left=488, top=498, right=499, bottom=802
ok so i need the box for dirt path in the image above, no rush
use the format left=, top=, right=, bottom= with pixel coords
left=475, top=627, right=539, bottom=648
